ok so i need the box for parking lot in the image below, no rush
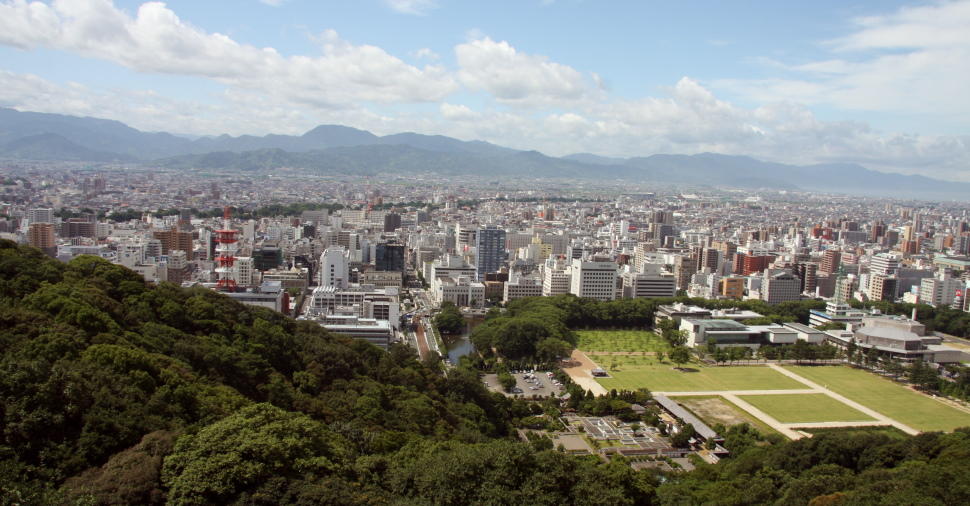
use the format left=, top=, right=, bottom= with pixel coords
left=482, top=371, right=565, bottom=397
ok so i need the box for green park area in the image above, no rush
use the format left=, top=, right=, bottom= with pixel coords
left=738, top=393, right=875, bottom=424
left=784, top=365, right=970, bottom=432
left=595, top=356, right=806, bottom=392
left=576, top=329, right=670, bottom=354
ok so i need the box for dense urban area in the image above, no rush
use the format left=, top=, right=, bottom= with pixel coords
left=4, top=163, right=970, bottom=504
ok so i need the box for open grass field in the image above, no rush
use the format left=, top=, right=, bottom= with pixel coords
left=784, top=365, right=970, bottom=432
left=596, top=360, right=806, bottom=392
left=737, top=393, right=875, bottom=424
left=576, top=330, right=670, bottom=354
left=673, top=395, right=781, bottom=436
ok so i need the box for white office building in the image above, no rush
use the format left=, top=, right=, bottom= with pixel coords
left=569, top=258, right=617, bottom=301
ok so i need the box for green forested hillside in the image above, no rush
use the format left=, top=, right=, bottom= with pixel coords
left=2, top=239, right=970, bottom=505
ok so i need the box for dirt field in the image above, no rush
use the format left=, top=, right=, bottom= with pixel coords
left=676, top=396, right=751, bottom=427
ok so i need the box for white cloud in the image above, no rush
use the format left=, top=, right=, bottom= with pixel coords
left=0, top=1, right=968, bottom=181
left=0, top=0, right=457, bottom=106
left=715, top=0, right=970, bottom=121
left=259, top=0, right=286, bottom=6
left=385, top=0, right=436, bottom=16
left=412, top=47, right=439, bottom=60
left=456, top=36, right=600, bottom=105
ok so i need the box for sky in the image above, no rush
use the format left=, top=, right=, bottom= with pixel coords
left=0, top=0, right=969, bottom=180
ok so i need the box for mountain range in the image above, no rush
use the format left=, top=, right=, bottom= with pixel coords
left=0, top=107, right=965, bottom=198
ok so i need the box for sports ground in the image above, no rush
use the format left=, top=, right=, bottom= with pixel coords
left=569, top=329, right=970, bottom=438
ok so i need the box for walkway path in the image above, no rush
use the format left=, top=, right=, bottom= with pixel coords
left=563, top=350, right=609, bottom=396
left=767, top=364, right=919, bottom=436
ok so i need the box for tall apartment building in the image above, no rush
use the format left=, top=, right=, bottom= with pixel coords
left=28, top=222, right=57, bottom=257
left=793, top=262, right=818, bottom=294
left=673, top=255, right=696, bottom=291
left=475, top=226, right=507, bottom=281
left=569, top=258, right=617, bottom=301
left=920, top=271, right=964, bottom=307
left=868, top=253, right=900, bottom=301
left=234, top=256, right=256, bottom=287
left=820, top=249, right=841, bottom=275
left=166, top=250, right=188, bottom=285
left=153, top=228, right=194, bottom=260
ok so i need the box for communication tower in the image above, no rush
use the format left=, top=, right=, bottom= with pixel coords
left=215, top=206, right=239, bottom=292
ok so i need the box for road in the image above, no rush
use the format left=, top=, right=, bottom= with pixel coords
left=414, top=320, right=432, bottom=360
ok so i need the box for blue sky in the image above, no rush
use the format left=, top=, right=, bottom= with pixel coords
left=0, top=0, right=968, bottom=180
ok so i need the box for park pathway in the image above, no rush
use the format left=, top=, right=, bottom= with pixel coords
left=563, top=350, right=609, bottom=396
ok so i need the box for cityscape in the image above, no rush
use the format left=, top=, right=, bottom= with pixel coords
left=2, top=0, right=970, bottom=504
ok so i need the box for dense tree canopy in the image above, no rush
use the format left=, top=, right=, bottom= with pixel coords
left=3, top=240, right=970, bottom=505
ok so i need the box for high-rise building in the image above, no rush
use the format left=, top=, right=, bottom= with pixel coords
left=762, top=271, right=802, bottom=304
left=28, top=222, right=56, bottom=256
left=820, top=249, right=841, bottom=275
left=166, top=250, right=188, bottom=285
left=919, top=271, right=964, bottom=307
left=375, top=242, right=405, bottom=272
left=383, top=213, right=401, bottom=233
left=320, top=247, right=350, bottom=289
left=569, top=258, right=617, bottom=301
left=153, top=228, right=194, bottom=260
left=475, top=226, right=507, bottom=281
left=793, top=262, right=818, bottom=294
left=673, top=255, right=696, bottom=291
left=27, top=208, right=53, bottom=225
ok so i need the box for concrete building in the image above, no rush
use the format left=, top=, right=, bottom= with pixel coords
left=432, top=275, right=486, bottom=308
left=503, top=274, right=544, bottom=302
left=761, top=270, right=801, bottom=304
left=319, top=246, right=350, bottom=289
left=825, top=315, right=963, bottom=363
left=306, top=285, right=400, bottom=328
left=321, top=315, right=393, bottom=350
left=542, top=264, right=572, bottom=296
left=621, top=265, right=676, bottom=299
left=569, top=258, right=617, bottom=301
left=475, top=226, right=507, bottom=280
left=679, top=319, right=763, bottom=348
left=919, top=271, right=964, bottom=307
left=719, top=277, right=745, bottom=299
left=28, top=222, right=57, bottom=256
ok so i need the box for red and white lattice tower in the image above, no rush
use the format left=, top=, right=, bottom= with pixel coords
left=214, top=206, right=239, bottom=292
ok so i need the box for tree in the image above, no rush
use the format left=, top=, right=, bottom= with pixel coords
left=669, top=347, right=692, bottom=369
left=433, top=302, right=465, bottom=335
left=161, top=403, right=348, bottom=505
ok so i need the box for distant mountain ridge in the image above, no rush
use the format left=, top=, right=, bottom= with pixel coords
left=0, top=107, right=966, bottom=198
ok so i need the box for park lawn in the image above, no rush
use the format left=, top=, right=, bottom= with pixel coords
left=784, top=365, right=970, bottom=432
left=737, top=393, right=876, bottom=424
left=596, top=362, right=806, bottom=392
left=576, top=329, right=670, bottom=354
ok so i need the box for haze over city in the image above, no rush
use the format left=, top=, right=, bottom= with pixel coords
left=1, top=0, right=969, bottom=179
